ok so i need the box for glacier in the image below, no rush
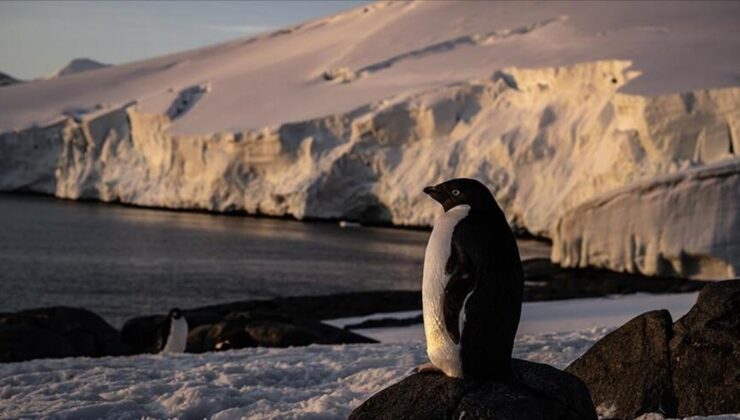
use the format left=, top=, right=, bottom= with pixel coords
left=0, top=61, right=737, bottom=279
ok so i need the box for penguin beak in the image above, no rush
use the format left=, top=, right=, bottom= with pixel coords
left=423, top=185, right=447, bottom=204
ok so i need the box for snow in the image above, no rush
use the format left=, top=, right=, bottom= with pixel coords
left=0, top=2, right=738, bottom=279
left=0, top=293, right=704, bottom=419
left=0, top=2, right=737, bottom=134
left=0, top=331, right=601, bottom=419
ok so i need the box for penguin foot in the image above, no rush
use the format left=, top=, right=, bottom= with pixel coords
left=413, top=362, right=442, bottom=375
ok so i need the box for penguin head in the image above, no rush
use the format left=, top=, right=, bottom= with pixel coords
left=169, top=308, right=182, bottom=320
left=423, top=178, right=498, bottom=212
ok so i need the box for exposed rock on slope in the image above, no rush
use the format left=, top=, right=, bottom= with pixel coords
left=0, top=72, right=21, bottom=87
left=350, top=360, right=596, bottom=420
left=47, top=58, right=109, bottom=79
left=0, top=61, right=737, bottom=280
left=566, top=280, right=740, bottom=418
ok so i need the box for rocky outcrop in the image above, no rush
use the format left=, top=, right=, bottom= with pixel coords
left=47, top=58, right=109, bottom=79
left=670, top=279, right=740, bottom=417
left=0, top=61, right=737, bottom=279
left=349, top=360, right=596, bottom=420
left=566, top=280, right=740, bottom=418
left=565, top=310, right=675, bottom=418
left=122, top=303, right=378, bottom=354
left=0, top=307, right=129, bottom=362
left=0, top=72, right=21, bottom=87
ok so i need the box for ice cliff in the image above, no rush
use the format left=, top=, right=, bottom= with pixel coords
left=0, top=60, right=737, bottom=279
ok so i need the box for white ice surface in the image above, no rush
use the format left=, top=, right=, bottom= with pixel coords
left=0, top=293, right=705, bottom=419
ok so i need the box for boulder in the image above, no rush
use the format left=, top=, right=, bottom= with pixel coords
left=199, top=312, right=376, bottom=352
left=120, top=315, right=168, bottom=354
left=670, top=279, right=740, bottom=416
left=0, top=307, right=128, bottom=362
left=566, top=280, right=740, bottom=418
left=565, top=310, right=675, bottom=418
left=350, top=360, right=596, bottom=420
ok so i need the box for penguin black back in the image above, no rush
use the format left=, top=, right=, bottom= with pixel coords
left=423, top=178, right=524, bottom=381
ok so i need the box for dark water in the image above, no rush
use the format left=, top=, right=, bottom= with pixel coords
left=0, top=195, right=428, bottom=326
left=0, top=195, right=550, bottom=327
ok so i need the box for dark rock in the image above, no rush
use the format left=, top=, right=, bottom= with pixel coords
left=182, top=311, right=377, bottom=353
left=350, top=359, right=596, bottom=420
left=121, top=315, right=168, bottom=354
left=565, top=310, right=675, bottom=418
left=245, top=319, right=374, bottom=347
left=670, top=279, right=740, bottom=417
left=0, top=71, right=21, bottom=87
left=0, top=307, right=128, bottom=362
left=186, top=324, right=213, bottom=353
left=523, top=259, right=705, bottom=302
left=565, top=280, right=740, bottom=418
left=205, top=318, right=258, bottom=351
left=183, top=291, right=423, bottom=326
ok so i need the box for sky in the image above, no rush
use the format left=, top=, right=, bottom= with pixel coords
left=0, top=1, right=370, bottom=80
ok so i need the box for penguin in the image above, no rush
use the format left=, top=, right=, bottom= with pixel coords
left=158, top=308, right=189, bottom=354
left=418, top=178, right=524, bottom=381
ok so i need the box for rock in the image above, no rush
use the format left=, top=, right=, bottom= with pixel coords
left=0, top=307, right=128, bottom=362
left=670, top=279, right=740, bottom=416
left=565, top=310, right=675, bottom=418
left=350, top=359, right=596, bottom=420
left=138, top=309, right=378, bottom=354
left=566, top=280, right=740, bottom=418
left=186, top=324, right=213, bottom=353
left=120, top=315, right=168, bottom=354
left=201, top=312, right=376, bottom=351
left=204, top=318, right=258, bottom=351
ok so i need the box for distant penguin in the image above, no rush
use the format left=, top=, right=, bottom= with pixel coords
left=419, top=178, right=524, bottom=381
left=158, top=308, right=188, bottom=354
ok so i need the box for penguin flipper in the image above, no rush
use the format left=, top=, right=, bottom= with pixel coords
left=442, top=242, right=476, bottom=344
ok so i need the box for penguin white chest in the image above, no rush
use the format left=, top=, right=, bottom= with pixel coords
left=161, top=317, right=189, bottom=354
left=422, top=204, right=470, bottom=378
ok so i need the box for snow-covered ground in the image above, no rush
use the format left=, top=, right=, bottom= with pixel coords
left=0, top=293, right=703, bottom=419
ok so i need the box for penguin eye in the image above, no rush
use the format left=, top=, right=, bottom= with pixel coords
left=451, top=189, right=461, bottom=197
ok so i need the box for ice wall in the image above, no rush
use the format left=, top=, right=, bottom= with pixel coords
left=0, top=61, right=737, bottom=278
left=552, top=160, right=739, bottom=279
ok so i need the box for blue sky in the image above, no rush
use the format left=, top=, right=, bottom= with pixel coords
left=0, top=1, right=370, bottom=80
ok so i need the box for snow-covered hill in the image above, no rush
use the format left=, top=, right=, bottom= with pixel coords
left=46, top=58, right=109, bottom=79
left=0, top=1, right=738, bottom=279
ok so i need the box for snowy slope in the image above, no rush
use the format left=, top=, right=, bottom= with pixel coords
left=0, top=1, right=738, bottom=133
left=47, top=58, right=110, bottom=79
left=0, top=1, right=738, bottom=279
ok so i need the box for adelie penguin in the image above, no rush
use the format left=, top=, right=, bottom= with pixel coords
left=158, top=308, right=189, bottom=354
left=418, top=178, right=524, bottom=381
